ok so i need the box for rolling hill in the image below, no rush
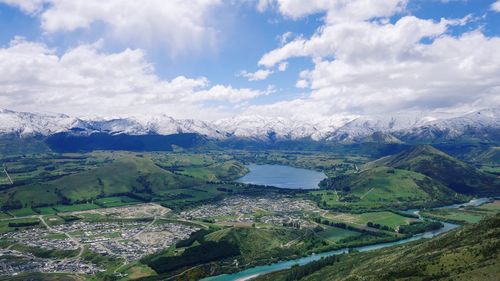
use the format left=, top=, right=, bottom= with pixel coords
left=317, top=145, right=499, bottom=211
left=370, top=145, right=499, bottom=195
left=0, top=156, right=247, bottom=211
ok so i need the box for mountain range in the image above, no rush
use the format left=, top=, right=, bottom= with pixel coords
left=1, top=107, right=499, bottom=143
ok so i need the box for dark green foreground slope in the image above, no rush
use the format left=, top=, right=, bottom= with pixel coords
left=257, top=214, right=500, bottom=281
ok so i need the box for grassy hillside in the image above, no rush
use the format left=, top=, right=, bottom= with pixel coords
left=257, top=214, right=500, bottom=281
left=474, top=147, right=500, bottom=165
left=141, top=226, right=328, bottom=280
left=0, top=156, right=198, bottom=207
left=371, top=145, right=499, bottom=195
left=0, top=155, right=252, bottom=211
left=315, top=166, right=464, bottom=211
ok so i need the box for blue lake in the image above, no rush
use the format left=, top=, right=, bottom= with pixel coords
left=236, top=164, right=326, bottom=190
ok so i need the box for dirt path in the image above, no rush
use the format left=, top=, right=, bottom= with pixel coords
left=360, top=187, right=375, bottom=199
left=2, top=168, right=13, bottom=184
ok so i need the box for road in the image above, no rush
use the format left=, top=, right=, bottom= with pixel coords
left=39, top=215, right=85, bottom=259
left=113, top=215, right=157, bottom=273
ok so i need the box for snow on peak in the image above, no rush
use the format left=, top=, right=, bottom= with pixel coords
left=0, top=107, right=498, bottom=142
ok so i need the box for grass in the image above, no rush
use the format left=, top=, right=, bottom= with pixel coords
left=43, top=233, right=67, bottom=240
left=479, top=200, right=500, bottom=211
left=0, top=218, right=41, bottom=233
left=34, top=207, right=57, bottom=215
left=355, top=211, right=414, bottom=228
left=310, top=166, right=463, bottom=212
left=53, top=203, right=101, bottom=212
left=94, top=196, right=141, bottom=208
left=7, top=208, right=37, bottom=217
left=0, top=212, right=12, bottom=219
left=317, top=226, right=361, bottom=242
left=420, top=200, right=500, bottom=224
left=256, top=214, right=500, bottom=281
left=121, top=263, right=157, bottom=279
left=422, top=207, right=495, bottom=224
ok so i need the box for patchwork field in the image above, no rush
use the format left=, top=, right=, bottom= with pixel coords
left=317, top=226, right=361, bottom=242
left=421, top=200, right=500, bottom=224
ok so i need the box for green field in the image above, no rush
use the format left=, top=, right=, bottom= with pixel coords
left=53, top=203, right=101, bottom=212
left=355, top=211, right=414, bottom=228
left=421, top=201, right=500, bottom=224
left=33, top=207, right=57, bottom=215
left=317, top=226, right=361, bottom=242
left=8, top=208, right=38, bottom=217
left=256, top=215, right=500, bottom=281
left=94, top=196, right=141, bottom=208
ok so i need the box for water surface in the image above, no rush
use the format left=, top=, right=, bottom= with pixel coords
left=236, top=164, right=326, bottom=190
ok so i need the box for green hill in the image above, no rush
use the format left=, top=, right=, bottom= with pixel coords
left=257, top=214, right=500, bottom=281
left=318, top=165, right=463, bottom=211
left=0, top=156, right=205, bottom=209
left=475, top=146, right=500, bottom=165
left=371, top=145, right=499, bottom=195
left=142, top=226, right=327, bottom=280
left=316, top=145, right=499, bottom=211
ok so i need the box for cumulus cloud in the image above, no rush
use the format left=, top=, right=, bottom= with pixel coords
left=250, top=0, right=500, bottom=117
left=0, top=38, right=264, bottom=119
left=492, top=0, right=500, bottom=12
left=278, top=62, right=288, bottom=71
left=260, top=0, right=408, bottom=22
left=2, top=0, right=222, bottom=55
left=240, top=69, right=274, bottom=81
left=0, top=0, right=45, bottom=14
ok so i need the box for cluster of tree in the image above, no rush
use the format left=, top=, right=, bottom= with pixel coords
left=146, top=241, right=240, bottom=274
left=1, top=199, right=23, bottom=211
left=319, top=175, right=350, bottom=189
left=174, top=228, right=215, bottom=248
left=398, top=221, right=443, bottom=235
left=283, top=221, right=301, bottom=228
left=8, top=220, right=39, bottom=227
left=339, top=194, right=360, bottom=202
left=216, top=187, right=234, bottom=193
left=313, top=218, right=358, bottom=231
left=390, top=210, right=419, bottom=219
left=60, top=215, right=80, bottom=222
left=366, top=222, right=395, bottom=232
left=284, top=255, right=341, bottom=281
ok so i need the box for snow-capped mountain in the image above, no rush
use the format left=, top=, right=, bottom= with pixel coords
left=1, top=107, right=499, bottom=143
left=0, top=109, right=79, bottom=136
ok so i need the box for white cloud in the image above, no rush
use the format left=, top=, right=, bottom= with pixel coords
left=295, top=79, right=308, bottom=88
left=240, top=69, right=273, bottom=81
left=0, top=38, right=264, bottom=119
left=251, top=2, right=500, bottom=117
left=278, top=62, right=288, bottom=71
left=260, top=16, right=453, bottom=67
left=3, top=0, right=222, bottom=56
left=492, top=0, right=500, bottom=12
left=189, top=85, right=265, bottom=102
left=260, top=0, right=407, bottom=22
left=0, top=0, right=45, bottom=14
left=256, top=0, right=273, bottom=12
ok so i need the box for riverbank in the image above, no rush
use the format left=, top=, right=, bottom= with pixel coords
left=201, top=198, right=491, bottom=281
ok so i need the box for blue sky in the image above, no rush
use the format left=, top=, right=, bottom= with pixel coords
left=0, top=0, right=499, bottom=120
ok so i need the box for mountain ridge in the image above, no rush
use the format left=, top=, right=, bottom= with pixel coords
left=1, top=107, right=499, bottom=144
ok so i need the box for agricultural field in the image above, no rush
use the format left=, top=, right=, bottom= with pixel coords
left=317, top=226, right=361, bottom=242
left=355, top=211, right=415, bottom=228
left=421, top=199, right=500, bottom=224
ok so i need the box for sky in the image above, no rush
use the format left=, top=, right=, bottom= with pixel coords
left=0, top=0, right=500, bottom=120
